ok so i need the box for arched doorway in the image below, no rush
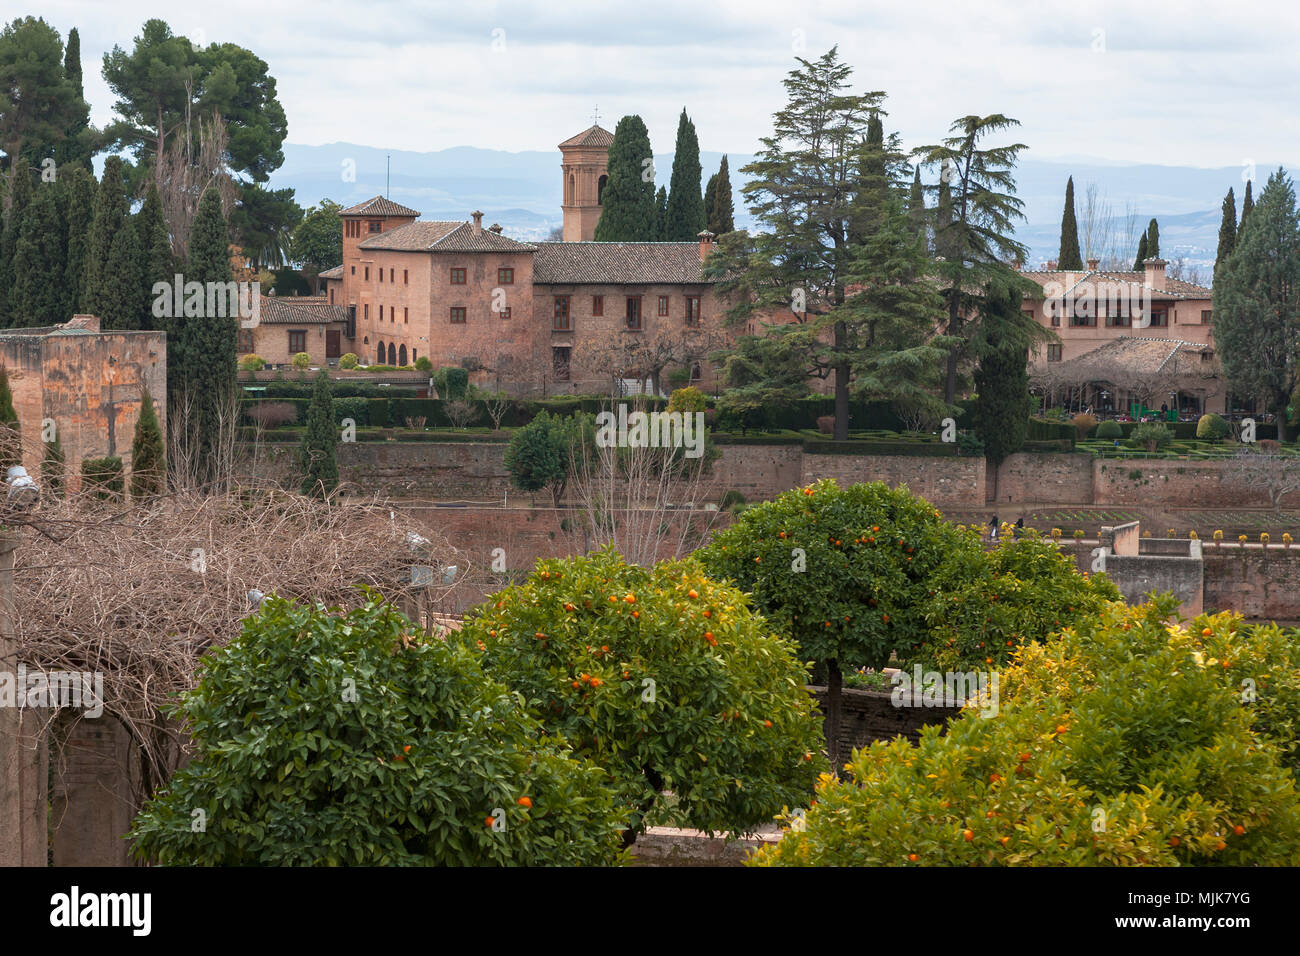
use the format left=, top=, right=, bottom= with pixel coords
left=597, top=174, right=607, bottom=205
left=376, top=340, right=385, bottom=364
left=398, top=344, right=407, bottom=366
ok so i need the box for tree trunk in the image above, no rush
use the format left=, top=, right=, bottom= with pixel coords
left=945, top=291, right=961, bottom=404
left=834, top=321, right=850, bottom=441
left=826, top=657, right=842, bottom=772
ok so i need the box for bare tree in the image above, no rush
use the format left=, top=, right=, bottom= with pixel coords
left=152, top=110, right=236, bottom=261
left=578, top=329, right=727, bottom=398
left=1228, top=446, right=1300, bottom=510
left=482, top=391, right=512, bottom=431
left=1080, top=182, right=1115, bottom=264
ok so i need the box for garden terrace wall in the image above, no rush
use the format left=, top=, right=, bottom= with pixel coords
left=809, top=686, right=961, bottom=754
left=1203, top=547, right=1300, bottom=621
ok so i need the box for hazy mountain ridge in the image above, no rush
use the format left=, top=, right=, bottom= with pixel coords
left=270, top=142, right=1290, bottom=269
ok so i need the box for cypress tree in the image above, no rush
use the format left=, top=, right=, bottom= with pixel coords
left=135, top=182, right=172, bottom=330
left=973, top=276, right=1032, bottom=469
left=1132, top=231, right=1149, bottom=270
left=703, top=173, right=718, bottom=237
left=0, top=365, right=20, bottom=470
left=709, top=154, right=734, bottom=234
left=84, top=156, right=129, bottom=314
left=664, top=109, right=705, bottom=241
left=61, top=165, right=95, bottom=321
left=178, top=187, right=237, bottom=486
left=99, top=217, right=144, bottom=330
left=299, top=369, right=338, bottom=498
left=1215, top=187, right=1237, bottom=277
left=593, top=115, right=657, bottom=241
left=850, top=115, right=887, bottom=246
left=1145, top=218, right=1160, bottom=259
left=129, top=387, right=165, bottom=498
left=11, top=184, right=67, bottom=327
left=55, top=27, right=93, bottom=171
left=653, top=186, right=668, bottom=241
left=934, top=162, right=953, bottom=260
left=907, top=166, right=926, bottom=243
left=1241, top=179, right=1254, bottom=227
left=0, top=164, right=34, bottom=326
left=1057, top=176, right=1083, bottom=270
left=43, top=432, right=65, bottom=498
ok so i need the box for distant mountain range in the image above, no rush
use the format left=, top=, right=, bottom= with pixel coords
left=269, top=142, right=1293, bottom=281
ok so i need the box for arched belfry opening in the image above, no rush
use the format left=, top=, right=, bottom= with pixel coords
left=558, top=124, right=613, bottom=241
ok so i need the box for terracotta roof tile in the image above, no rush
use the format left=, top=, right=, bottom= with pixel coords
left=532, top=242, right=712, bottom=284
left=256, top=295, right=349, bottom=325
left=317, top=264, right=344, bottom=280
left=340, top=196, right=421, bottom=217
left=558, top=125, right=614, bottom=149
left=358, top=221, right=535, bottom=254
left=1020, top=269, right=1212, bottom=300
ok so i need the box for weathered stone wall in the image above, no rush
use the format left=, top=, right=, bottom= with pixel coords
left=993, top=452, right=1094, bottom=505
left=808, top=686, right=961, bottom=755
left=801, top=451, right=985, bottom=507
left=1204, top=547, right=1300, bottom=621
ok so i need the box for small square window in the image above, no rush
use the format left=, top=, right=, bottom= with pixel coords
left=500, top=307, right=512, bottom=320
left=1047, top=344, right=1062, bottom=362
left=450, top=307, right=466, bottom=324
left=498, top=267, right=514, bottom=285
left=288, top=330, right=307, bottom=354
left=450, top=268, right=467, bottom=285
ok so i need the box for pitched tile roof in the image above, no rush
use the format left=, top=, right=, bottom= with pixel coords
left=1020, top=269, right=1212, bottom=300
left=358, top=221, right=536, bottom=254
left=558, top=125, right=614, bottom=149
left=340, top=196, right=421, bottom=218
left=256, top=295, right=349, bottom=325
left=1036, top=336, right=1216, bottom=379
left=532, top=242, right=713, bottom=285
left=317, top=264, right=344, bottom=280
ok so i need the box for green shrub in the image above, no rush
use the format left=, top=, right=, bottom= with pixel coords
left=503, top=410, right=588, bottom=506
left=1129, top=423, right=1173, bottom=452
left=752, top=598, right=1300, bottom=866
left=332, top=396, right=369, bottom=428
left=720, top=490, right=746, bottom=511
left=338, top=352, right=358, bottom=369
left=130, top=595, right=626, bottom=865
left=1026, top=418, right=1076, bottom=442
left=80, top=456, right=124, bottom=500
left=239, top=354, right=266, bottom=371
left=414, top=356, right=433, bottom=372
left=458, top=550, right=825, bottom=843
left=434, top=366, right=469, bottom=400
left=667, top=386, right=707, bottom=414
left=1095, top=420, right=1122, bottom=439
left=291, top=352, right=311, bottom=369
left=1197, top=413, right=1231, bottom=441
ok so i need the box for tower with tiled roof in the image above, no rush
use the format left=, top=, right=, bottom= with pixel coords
left=559, top=124, right=613, bottom=241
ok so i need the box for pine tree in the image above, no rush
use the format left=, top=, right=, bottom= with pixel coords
left=1241, top=179, right=1254, bottom=227
left=707, top=155, right=734, bottom=235
left=177, top=187, right=238, bottom=486
left=99, top=217, right=144, bottom=330
left=907, top=166, right=926, bottom=243
left=60, top=164, right=95, bottom=322
left=42, top=432, right=64, bottom=497
left=1057, top=176, right=1083, bottom=270
left=299, top=370, right=338, bottom=498
left=664, top=109, right=705, bottom=241
left=593, top=115, right=657, bottom=241
left=10, top=183, right=66, bottom=327
left=1214, top=187, right=1237, bottom=278
left=653, top=186, right=668, bottom=240
left=0, top=163, right=34, bottom=326
left=1133, top=231, right=1148, bottom=270
left=1145, top=218, right=1160, bottom=259
left=84, top=156, right=129, bottom=314
left=0, top=365, right=20, bottom=470
left=135, top=181, right=172, bottom=330
left=130, top=387, right=165, bottom=498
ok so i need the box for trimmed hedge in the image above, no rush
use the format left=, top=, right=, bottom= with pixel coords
left=1026, top=418, right=1076, bottom=443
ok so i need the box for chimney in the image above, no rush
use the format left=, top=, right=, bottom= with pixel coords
left=470, top=210, right=484, bottom=235
left=697, top=230, right=716, bottom=262
left=1143, top=257, right=1168, bottom=291
left=1087, top=257, right=1099, bottom=271
left=489, top=223, right=503, bottom=234
left=1046, top=259, right=1058, bottom=271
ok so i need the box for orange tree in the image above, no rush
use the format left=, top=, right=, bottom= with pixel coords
left=697, top=479, right=981, bottom=765
left=456, top=548, right=826, bottom=846
left=752, top=597, right=1300, bottom=866
left=130, top=595, right=626, bottom=865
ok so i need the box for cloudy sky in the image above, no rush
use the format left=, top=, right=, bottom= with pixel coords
left=36, top=0, right=1299, bottom=168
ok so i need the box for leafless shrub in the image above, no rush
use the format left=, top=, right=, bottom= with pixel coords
left=244, top=401, right=298, bottom=430
left=444, top=400, right=479, bottom=429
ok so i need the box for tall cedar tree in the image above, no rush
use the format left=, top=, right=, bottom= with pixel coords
left=708, top=155, right=734, bottom=234
left=1241, top=179, right=1254, bottom=227
left=178, top=187, right=238, bottom=485
left=907, top=165, right=926, bottom=242
left=1212, top=169, right=1300, bottom=437
left=972, top=273, right=1037, bottom=490
left=136, top=181, right=172, bottom=328
left=130, top=387, right=165, bottom=497
left=653, top=186, right=668, bottom=240
left=0, top=162, right=33, bottom=326
left=915, top=115, right=1043, bottom=404
left=707, top=49, right=884, bottom=440
left=593, top=115, right=657, bottom=241
left=43, top=433, right=64, bottom=497
left=84, top=155, right=128, bottom=314
left=0, top=365, right=19, bottom=470
left=1057, top=176, right=1083, bottom=269
left=61, top=164, right=95, bottom=321
left=1145, top=218, right=1160, bottom=259
left=1215, top=187, right=1237, bottom=278
left=99, top=217, right=145, bottom=330
left=11, top=181, right=66, bottom=327
left=1132, top=231, right=1148, bottom=271
left=663, top=109, right=705, bottom=241
left=299, top=370, right=338, bottom=498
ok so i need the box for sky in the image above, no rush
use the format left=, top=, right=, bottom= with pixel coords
left=33, top=0, right=1299, bottom=169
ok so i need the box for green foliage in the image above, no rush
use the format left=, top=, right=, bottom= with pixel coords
left=0, top=161, right=34, bottom=325
left=653, top=185, right=667, bottom=240
left=1129, top=422, right=1173, bottom=452
left=458, top=550, right=825, bottom=841
left=1095, top=419, right=1123, bottom=439
left=291, top=352, right=311, bottom=369
left=83, top=156, right=129, bottom=316
left=667, top=386, right=707, bottom=414
left=299, top=370, right=338, bottom=498
left=972, top=274, right=1034, bottom=464
left=707, top=155, right=735, bottom=235
left=129, top=388, right=166, bottom=498
left=60, top=165, right=96, bottom=322
left=0, top=17, right=91, bottom=172
left=1057, top=176, right=1082, bottom=270
left=10, top=175, right=66, bottom=327
left=664, top=108, right=705, bottom=241
left=1145, top=218, right=1160, bottom=259
left=239, top=354, right=266, bottom=371
left=338, top=352, right=358, bottom=370
left=1196, top=413, right=1231, bottom=441
left=1132, top=230, right=1148, bottom=271
left=130, top=595, right=626, bottom=865
left=98, top=215, right=145, bottom=330
left=413, top=355, right=432, bottom=372
left=290, top=199, right=342, bottom=274
left=593, top=115, right=657, bottom=241
left=1241, top=179, right=1254, bottom=226
left=80, top=456, right=124, bottom=500
left=503, top=410, right=579, bottom=506
left=1215, top=187, right=1237, bottom=279
left=433, top=366, right=468, bottom=400
left=752, top=600, right=1300, bottom=866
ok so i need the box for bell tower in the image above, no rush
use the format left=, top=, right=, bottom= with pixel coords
left=558, top=124, right=613, bottom=241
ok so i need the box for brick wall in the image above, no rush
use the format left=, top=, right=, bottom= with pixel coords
left=801, top=451, right=985, bottom=507
left=1204, top=548, right=1300, bottom=621
left=993, top=452, right=1093, bottom=504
